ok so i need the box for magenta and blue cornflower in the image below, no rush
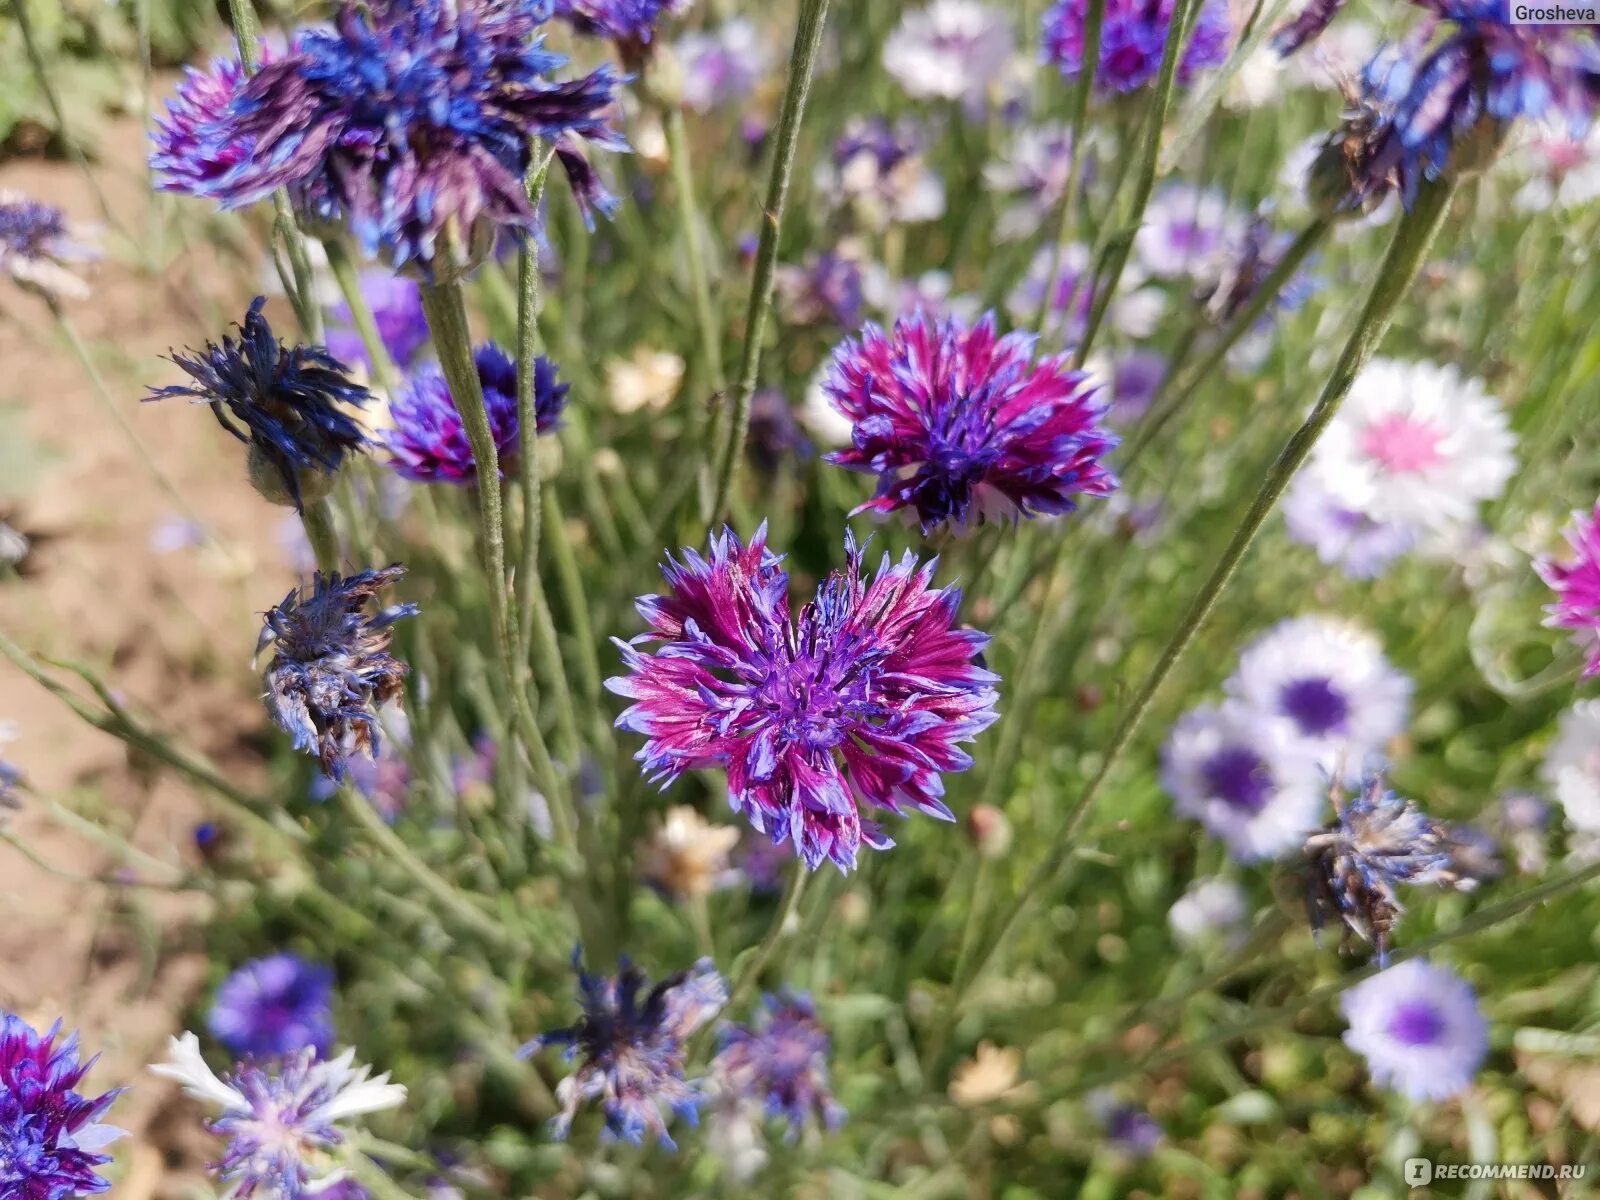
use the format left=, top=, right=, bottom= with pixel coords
left=156, top=0, right=624, bottom=277
left=0, top=1014, right=124, bottom=1200
left=150, top=43, right=290, bottom=199
left=1042, top=0, right=1232, bottom=96
left=713, top=993, right=846, bottom=1137
left=609, top=525, right=999, bottom=872
left=823, top=311, right=1118, bottom=533
left=552, top=0, right=692, bottom=47
left=386, top=344, right=566, bottom=484
left=520, top=953, right=727, bottom=1148
left=257, top=566, right=419, bottom=780
left=324, top=272, right=430, bottom=377
left=147, top=297, right=371, bottom=512
left=208, top=955, right=336, bottom=1061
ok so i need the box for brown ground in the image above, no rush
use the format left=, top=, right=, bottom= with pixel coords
left=1, top=120, right=299, bottom=1192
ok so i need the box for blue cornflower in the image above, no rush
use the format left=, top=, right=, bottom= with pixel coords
left=161, top=0, right=624, bottom=278
left=712, top=993, right=845, bottom=1138
left=1042, top=0, right=1232, bottom=96
left=385, top=344, right=567, bottom=484
left=553, top=0, right=692, bottom=49
left=0, top=1014, right=124, bottom=1199
left=208, top=955, right=336, bottom=1061
left=257, top=566, right=419, bottom=780
left=147, top=297, right=371, bottom=511
left=519, top=953, right=727, bottom=1148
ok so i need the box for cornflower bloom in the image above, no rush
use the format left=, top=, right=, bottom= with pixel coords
left=638, top=806, right=743, bottom=900
left=823, top=311, right=1117, bottom=532
left=609, top=526, right=999, bottom=871
left=386, top=344, right=566, bottom=484
left=1538, top=501, right=1600, bottom=676
left=1541, top=698, right=1600, bottom=832
left=147, top=297, right=371, bottom=511
left=324, top=272, right=431, bottom=378
left=984, top=123, right=1084, bottom=241
left=257, top=565, right=419, bottom=780
left=746, top=390, right=815, bottom=474
left=520, top=954, right=727, bottom=1147
left=713, top=993, right=846, bottom=1137
left=1133, top=183, right=1250, bottom=284
left=208, top=954, right=336, bottom=1061
left=0, top=1014, right=124, bottom=1199
left=815, top=117, right=946, bottom=230
left=1168, top=877, right=1250, bottom=951
left=1042, top=0, right=1232, bottom=96
left=676, top=19, right=770, bottom=113
left=1340, top=958, right=1487, bottom=1102
left=153, top=1033, right=405, bottom=1199
left=1282, top=476, right=1418, bottom=580
left=0, top=191, right=98, bottom=301
left=150, top=42, right=292, bottom=199
left=1087, top=1091, right=1164, bottom=1158
left=0, top=721, right=20, bottom=818
left=882, top=1, right=1015, bottom=106
left=774, top=251, right=866, bottom=329
left=552, top=0, right=692, bottom=48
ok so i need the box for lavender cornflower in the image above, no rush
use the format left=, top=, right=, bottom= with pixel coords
left=552, top=0, right=691, bottom=49
left=519, top=954, right=727, bottom=1148
left=713, top=993, right=846, bottom=1137
left=745, top=390, right=814, bottom=473
left=257, top=565, right=419, bottom=780
left=0, top=722, right=20, bottom=818
left=815, top=117, right=946, bottom=230
left=1042, top=0, right=1232, bottom=96
left=1340, top=958, right=1488, bottom=1102
left=1168, top=877, right=1250, bottom=951
left=609, top=526, right=999, bottom=872
left=1198, top=214, right=1320, bottom=324
left=153, top=1033, right=405, bottom=1199
left=0, top=191, right=98, bottom=301
left=1282, top=475, right=1419, bottom=580
left=774, top=251, right=866, bottom=329
left=1304, top=774, right=1493, bottom=963
left=208, top=955, right=336, bottom=1061
left=1538, top=501, right=1600, bottom=677
left=677, top=19, right=769, bottom=113
left=1087, top=1091, right=1164, bottom=1158
left=1134, top=183, right=1250, bottom=284
left=324, top=272, right=430, bottom=378
left=147, top=297, right=371, bottom=511
left=163, top=0, right=624, bottom=278
left=823, top=311, right=1118, bottom=532
left=984, top=123, right=1085, bottom=241
left=0, top=1014, right=124, bottom=1199
left=882, top=1, right=1015, bottom=106
left=386, top=345, right=566, bottom=484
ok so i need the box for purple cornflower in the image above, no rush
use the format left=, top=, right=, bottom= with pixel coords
left=150, top=42, right=292, bottom=200
left=823, top=311, right=1118, bottom=532
left=0, top=1014, right=124, bottom=1199
left=386, top=345, right=566, bottom=484
left=817, top=118, right=946, bottom=230
left=1340, top=958, right=1487, bottom=1102
left=1538, top=501, right=1600, bottom=677
left=1282, top=476, right=1418, bottom=579
left=610, top=526, right=999, bottom=872
left=0, top=723, right=20, bottom=818
left=147, top=297, right=371, bottom=511
left=985, top=123, right=1086, bottom=241
left=1042, top=0, right=1232, bottom=96
left=746, top=390, right=814, bottom=473
left=553, top=0, right=692, bottom=50
left=208, top=955, right=336, bottom=1061
left=162, top=0, right=624, bottom=278
left=677, top=19, right=770, bottom=113
left=1087, top=1091, right=1164, bottom=1158
left=519, top=954, right=727, bottom=1147
left=775, top=251, right=865, bottom=329
left=1199, top=214, right=1320, bottom=324
left=1103, top=350, right=1167, bottom=424
left=324, top=273, right=430, bottom=377
left=0, top=192, right=98, bottom=301
left=1304, top=774, right=1493, bottom=963
left=713, top=993, right=845, bottom=1137
left=257, top=566, right=419, bottom=780
left=153, top=1034, right=405, bottom=1199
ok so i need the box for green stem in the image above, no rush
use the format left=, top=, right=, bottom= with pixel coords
left=322, top=239, right=396, bottom=394
left=699, top=863, right=808, bottom=1056
left=300, top=498, right=342, bottom=573
left=706, top=0, right=832, bottom=526
left=516, top=152, right=553, bottom=660
left=954, top=171, right=1462, bottom=1005
left=665, top=107, right=726, bottom=402
left=542, top=488, right=602, bottom=706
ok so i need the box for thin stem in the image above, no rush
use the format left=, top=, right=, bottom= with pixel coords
left=322, top=239, right=397, bottom=394
left=0, top=831, right=200, bottom=892
left=542, top=488, right=602, bottom=706
left=665, top=107, right=726, bottom=401
left=954, top=172, right=1462, bottom=1005
left=698, top=863, right=808, bottom=1057
left=516, top=152, right=553, bottom=658
left=300, top=499, right=342, bottom=573
left=706, top=0, right=832, bottom=526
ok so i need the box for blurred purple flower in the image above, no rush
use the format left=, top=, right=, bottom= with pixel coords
left=0, top=191, right=99, bottom=301
left=746, top=390, right=814, bottom=473
left=714, top=993, right=845, bottom=1137
left=677, top=19, right=770, bottom=113
left=1043, top=0, right=1231, bottom=95
left=553, top=0, right=692, bottom=47
left=1340, top=958, right=1487, bottom=1101
left=1538, top=501, right=1600, bottom=676
left=324, top=273, right=430, bottom=376
left=209, top=954, right=336, bottom=1060
left=1282, top=476, right=1418, bottom=579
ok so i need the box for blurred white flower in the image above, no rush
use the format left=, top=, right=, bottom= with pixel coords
left=883, top=1, right=1014, bottom=104
left=1542, top=699, right=1600, bottom=833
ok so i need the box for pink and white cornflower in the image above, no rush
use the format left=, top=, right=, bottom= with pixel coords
left=1007, top=244, right=1167, bottom=341
left=823, top=311, right=1118, bottom=532
left=1541, top=699, right=1600, bottom=832
left=1305, top=358, right=1516, bottom=531
left=1161, top=703, right=1325, bottom=861
left=1043, top=0, right=1232, bottom=96
left=1226, top=616, right=1412, bottom=775
left=1510, top=124, right=1600, bottom=211
left=609, top=526, right=1000, bottom=871
left=815, top=117, right=946, bottom=231
left=713, top=993, right=846, bottom=1137
left=882, top=1, right=1015, bottom=107
left=152, top=1033, right=405, bottom=1199
left=1133, top=184, right=1251, bottom=284
left=983, top=123, right=1084, bottom=241
left=1282, top=475, right=1419, bottom=580
left=0, top=192, right=99, bottom=302
left=1537, top=502, right=1600, bottom=676
left=1168, top=877, right=1250, bottom=950
left=0, top=1014, right=125, bottom=1199
left=676, top=19, right=769, bottom=114
left=1340, top=959, right=1487, bottom=1103
left=520, top=955, right=727, bottom=1148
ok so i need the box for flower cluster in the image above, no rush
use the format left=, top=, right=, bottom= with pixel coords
left=0, top=192, right=99, bottom=301
left=713, top=993, right=846, bottom=1136
left=1538, top=502, right=1600, bottom=676
left=676, top=18, right=769, bottom=113
left=1042, top=0, right=1232, bottom=96
left=609, top=526, right=999, bottom=872
left=209, top=955, right=336, bottom=1061
left=0, top=1014, right=124, bottom=1199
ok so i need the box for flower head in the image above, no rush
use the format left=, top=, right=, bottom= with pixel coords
left=639, top=806, right=743, bottom=900
left=0, top=191, right=99, bottom=301
left=0, top=1014, right=124, bottom=1199
left=1340, top=958, right=1487, bottom=1102
left=815, top=118, right=946, bottom=230
left=883, top=1, right=1015, bottom=105
left=150, top=43, right=292, bottom=200
left=1538, top=502, right=1600, bottom=677
left=0, top=722, right=20, bottom=819
left=1541, top=698, right=1600, bottom=832
left=325, top=273, right=431, bottom=377
left=152, top=1033, right=405, bottom=1199
left=257, top=565, right=419, bottom=779
left=1087, top=1091, right=1164, bottom=1157
left=1007, top=243, right=1166, bottom=343
left=386, top=345, right=566, bottom=484
left=677, top=19, right=770, bottom=113
left=823, top=311, right=1117, bottom=532
left=746, top=390, right=815, bottom=473
left=1134, top=183, right=1250, bottom=283
left=209, top=955, right=336, bottom=1061
left=148, top=297, right=371, bottom=511
left=552, top=0, right=691, bottom=47
left=610, top=526, right=999, bottom=872
left=520, top=953, right=727, bottom=1147
left=167, top=0, right=624, bottom=277
left=1168, top=877, right=1251, bottom=950
left=1043, top=0, right=1231, bottom=96
left=985, top=123, right=1084, bottom=241
left=1282, top=476, right=1419, bottom=579
left=713, top=993, right=845, bottom=1137
left=775, top=251, right=866, bottom=330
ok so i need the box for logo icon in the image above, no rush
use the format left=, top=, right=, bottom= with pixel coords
left=1404, top=1158, right=1434, bottom=1186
